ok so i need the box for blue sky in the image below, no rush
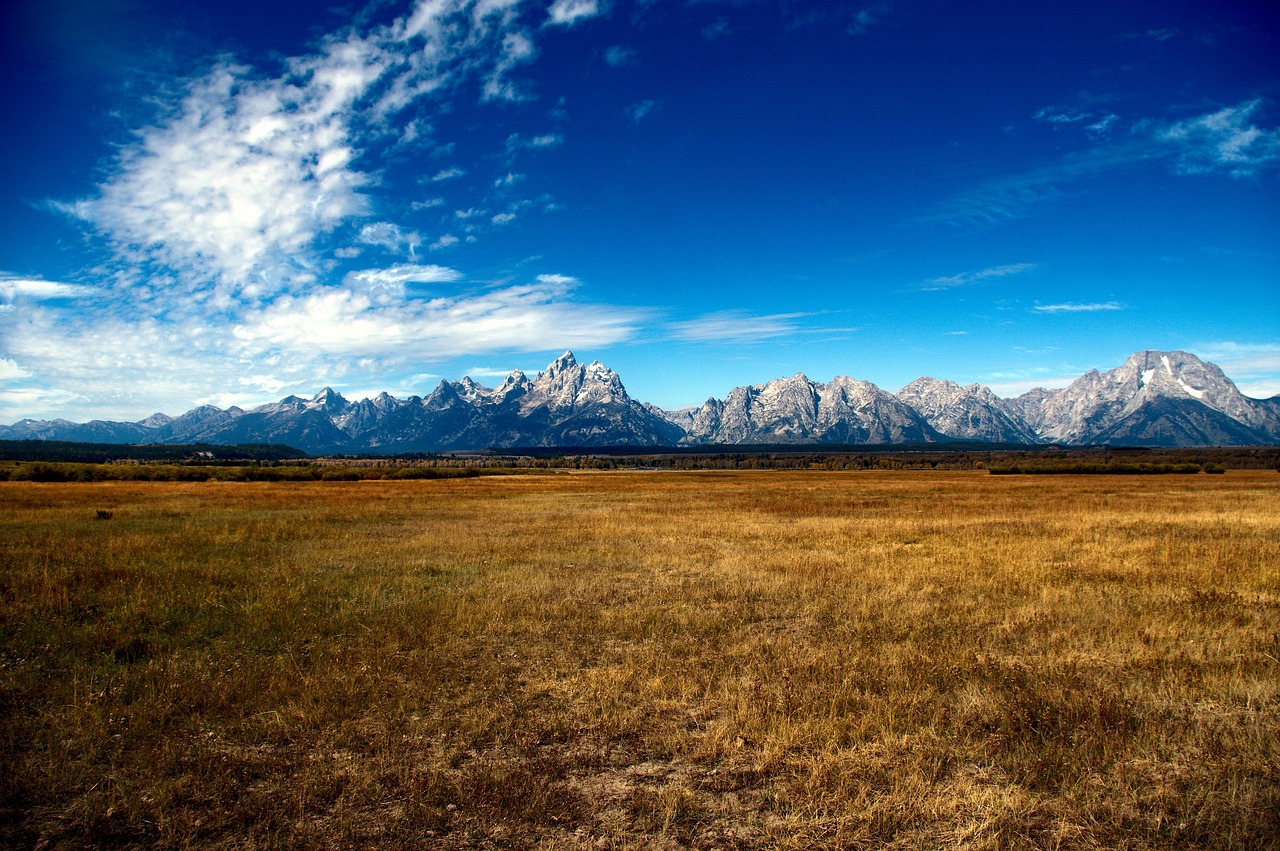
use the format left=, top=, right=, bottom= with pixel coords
left=1, top=0, right=1277, bottom=421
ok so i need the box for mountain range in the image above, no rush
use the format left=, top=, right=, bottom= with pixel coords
left=4, top=349, right=1278, bottom=452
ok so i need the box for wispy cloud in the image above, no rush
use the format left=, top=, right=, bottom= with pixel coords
left=926, top=99, right=1280, bottom=227
left=357, top=222, right=421, bottom=254
left=232, top=274, right=645, bottom=357
left=547, top=0, right=603, bottom=27
left=920, top=263, right=1037, bottom=291
left=1190, top=341, right=1280, bottom=399
left=628, top=99, right=658, bottom=124
left=483, top=31, right=537, bottom=101
left=505, top=132, right=564, bottom=156
left=1033, top=301, right=1124, bottom=313
left=1, top=275, right=94, bottom=301
left=2, top=271, right=649, bottom=421
left=46, top=0, right=557, bottom=315
left=345, top=264, right=462, bottom=296
left=1035, top=107, right=1089, bottom=124
left=0, top=358, right=32, bottom=381
left=669, top=310, right=813, bottom=343
left=1159, top=99, right=1280, bottom=177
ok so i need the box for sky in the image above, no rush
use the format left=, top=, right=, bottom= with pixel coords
left=1, top=0, right=1278, bottom=422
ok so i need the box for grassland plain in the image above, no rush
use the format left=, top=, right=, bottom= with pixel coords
left=1, top=470, right=1277, bottom=849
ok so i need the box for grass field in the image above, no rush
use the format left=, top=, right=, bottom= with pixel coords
left=2, top=470, right=1277, bottom=849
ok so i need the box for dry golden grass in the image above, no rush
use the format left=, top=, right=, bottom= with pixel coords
left=1, top=470, right=1277, bottom=849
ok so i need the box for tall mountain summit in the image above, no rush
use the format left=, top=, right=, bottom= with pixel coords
left=3, top=350, right=1277, bottom=451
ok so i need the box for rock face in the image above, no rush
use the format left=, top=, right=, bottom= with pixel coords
left=1019, top=350, right=1280, bottom=447
left=896, top=377, right=1038, bottom=443
left=682, top=373, right=940, bottom=444
left=3, top=349, right=1278, bottom=451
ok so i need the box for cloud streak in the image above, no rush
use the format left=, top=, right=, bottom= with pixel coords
left=1190, top=342, right=1280, bottom=399
left=669, top=310, right=814, bottom=343
left=926, top=100, right=1280, bottom=228
left=1, top=275, right=94, bottom=302
left=3, top=271, right=649, bottom=420
left=920, top=263, right=1037, bottom=291
left=1032, top=301, right=1124, bottom=313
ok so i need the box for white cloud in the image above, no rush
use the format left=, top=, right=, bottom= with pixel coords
left=920, top=263, right=1036, bottom=291
left=1235, top=378, right=1280, bottom=399
left=1159, top=99, right=1280, bottom=177
left=1087, top=114, right=1118, bottom=135
left=668, top=310, right=809, bottom=343
left=492, top=212, right=517, bottom=224
left=2, top=268, right=648, bottom=421
left=1032, top=301, right=1123, bottom=313
left=232, top=275, right=644, bottom=357
left=483, top=32, right=536, bottom=101
left=463, top=365, right=527, bottom=380
left=0, top=358, right=32, bottom=380
left=1, top=0, right=666, bottom=423
left=928, top=100, right=1280, bottom=227
left=931, top=98, right=1280, bottom=229
left=0, top=386, right=90, bottom=417
left=547, top=0, right=602, bottom=27
left=358, top=221, right=421, bottom=254
left=69, top=56, right=381, bottom=303
left=534, top=273, right=578, bottom=287
left=507, top=132, right=564, bottom=152
left=345, top=264, right=463, bottom=298
left=1190, top=342, right=1280, bottom=399
left=0, top=276, right=94, bottom=301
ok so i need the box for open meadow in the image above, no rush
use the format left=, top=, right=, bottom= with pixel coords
left=1, top=470, right=1277, bottom=849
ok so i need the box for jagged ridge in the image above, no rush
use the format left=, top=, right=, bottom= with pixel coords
left=2, top=349, right=1277, bottom=451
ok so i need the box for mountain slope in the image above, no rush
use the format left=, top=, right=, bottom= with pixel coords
left=1029, top=350, right=1278, bottom=445
left=896, top=377, right=1039, bottom=443
left=683, top=373, right=940, bottom=444
left=2, top=348, right=1277, bottom=451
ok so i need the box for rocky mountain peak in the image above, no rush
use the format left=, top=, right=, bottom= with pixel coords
left=4, top=347, right=1277, bottom=450
left=309, top=387, right=349, bottom=411
left=544, top=350, right=578, bottom=378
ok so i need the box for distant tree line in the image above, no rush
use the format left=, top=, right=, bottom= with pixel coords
left=1, top=441, right=1276, bottom=480
left=0, top=462, right=483, bottom=483
left=0, top=441, right=307, bottom=463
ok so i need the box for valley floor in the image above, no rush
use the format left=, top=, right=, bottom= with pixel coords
left=2, top=471, right=1277, bottom=848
